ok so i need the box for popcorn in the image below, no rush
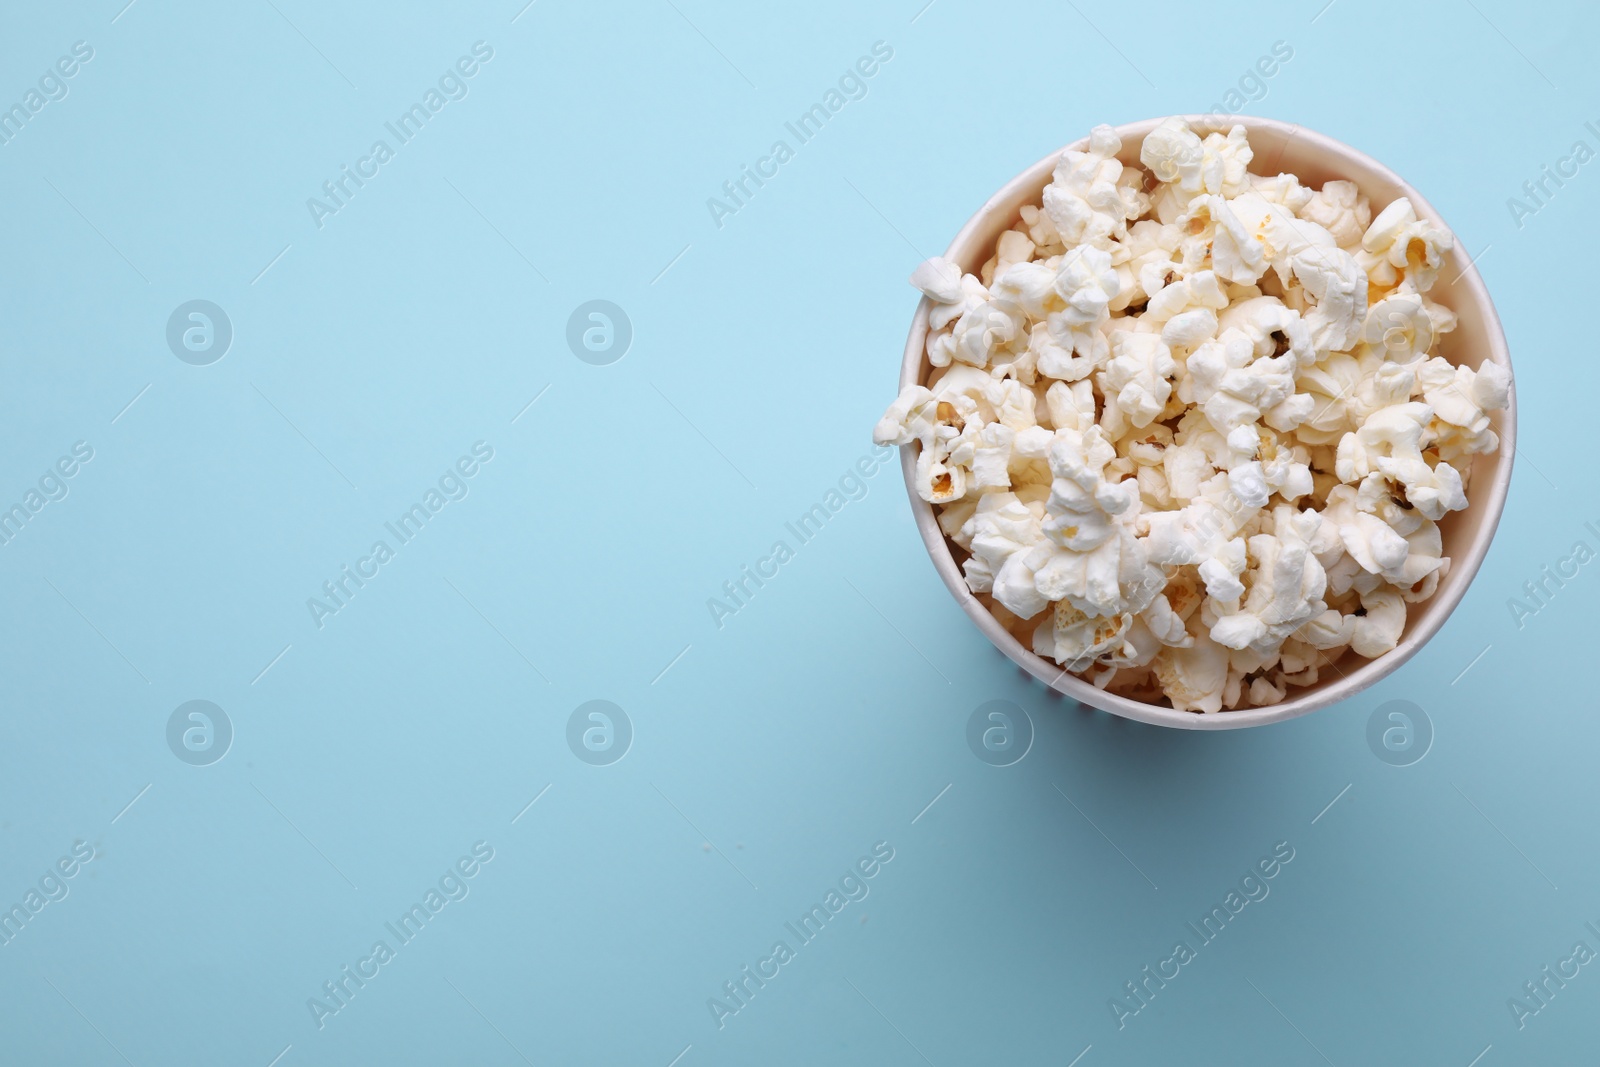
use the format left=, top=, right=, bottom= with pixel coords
left=1120, top=221, right=1187, bottom=305
left=1357, top=196, right=1453, bottom=292
left=1052, top=246, right=1123, bottom=326
left=1042, top=427, right=1134, bottom=553
left=1300, top=180, right=1371, bottom=249
left=1217, top=296, right=1314, bottom=367
left=1152, top=632, right=1230, bottom=713
left=1208, top=506, right=1328, bottom=654
left=1198, top=536, right=1248, bottom=600
left=1145, top=269, right=1229, bottom=322
left=949, top=299, right=1027, bottom=368
left=1362, top=287, right=1435, bottom=364
left=1350, top=587, right=1406, bottom=657
left=1100, top=332, right=1177, bottom=429
left=1249, top=172, right=1316, bottom=214
left=1184, top=326, right=1310, bottom=433
left=1014, top=247, right=1121, bottom=384
left=873, top=384, right=938, bottom=447
left=1416, top=357, right=1510, bottom=461
left=1142, top=119, right=1255, bottom=223
left=987, top=230, right=1037, bottom=287
left=1333, top=399, right=1474, bottom=520
left=875, top=118, right=1508, bottom=712
left=1139, top=118, right=1205, bottom=189
left=1290, top=247, right=1368, bottom=356
left=1223, top=191, right=1337, bottom=288
left=911, top=257, right=965, bottom=304
left=1293, top=351, right=1367, bottom=445
left=1183, top=196, right=1268, bottom=284
left=1035, top=599, right=1134, bottom=671
left=1045, top=378, right=1098, bottom=431
left=1042, top=125, right=1141, bottom=247
left=962, top=491, right=1043, bottom=595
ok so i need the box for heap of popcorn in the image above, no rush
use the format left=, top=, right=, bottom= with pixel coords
left=874, top=118, right=1510, bottom=712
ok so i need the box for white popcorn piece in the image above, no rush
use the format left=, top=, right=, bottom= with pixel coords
left=1045, top=379, right=1098, bottom=431
left=1152, top=630, right=1230, bottom=712
left=967, top=423, right=1017, bottom=489
left=927, top=365, right=994, bottom=426
left=1141, top=593, right=1194, bottom=647
left=1217, top=296, right=1315, bottom=367
left=934, top=375, right=1043, bottom=495
left=1224, top=191, right=1339, bottom=289
left=1142, top=500, right=1228, bottom=567
left=875, top=119, right=1506, bottom=713
left=1018, top=203, right=1063, bottom=250
left=1228, top=461, right=1270, bottom=509
left=1035, top=600, right=1134, bottom=670
left=1019, top=246, right=1122, bottom=382
left=1144, top=120, right=1254, bottom=222
left=1182, top=195, right=1269, bottom=285
left=1043, top=125, right=1139, bottom=247
left=1012, top=424, right=1055, bottom=460
left=1470, top=359, right=1511, bottom=409
left=1159, top=436, right=1217, bottom=504
left=1031, top=314, right=1109, bottom=382
left=1030, top=431, right=1165, bottom=620
left=992, top=230, right=1037, bottom=283
left=1293, top=351, right=1369, bottom=445
left=1161, top=307, right=1219, bottom=352
left=1322, top=483, right=1409, bottom=576
left=1144, top=269, right=1229, bottom=322
left=1198, top=536, right=1248, bottom=601
left=1362, top=287, right=1435, bottom=364
left=1100, top=331, right=1177, bottom=429
left=1399, top=554, right=1450, bottom=603
left=1249, top=172, right=1316, bottom=214
left=915, top=449, right=966, bottom=504
left=1248, top=675, right=1288, bottom=705
left=919, top=270, right=992, bottom=371
left=925, top=332, right=957, bottom=369
left=962, top=492, right=1044, bottom=593
left=1197, top=126, right=1255, bottom=199
left=1032, top=539, right=1119, bottom=617
left=1424, top=297, right=1459, bottom=342
left=1369, top=359, right=1418, bottom=407
left=1042, top=427, right=1134, bottom=550
left=1383, top=512, right=1446, bottom=590
left=1140, top=117, right=1205, bottom=190
left=873, top=384, right=938, bottom=446
left=1300, top=180, right=1371, bottom=250
left=1416, top=357, right=1510, bottom=461
left=993, top=542, right=1056, bottom=619
left=1358, top=196, right=1454, bottom=293
left=1289, top=246, right=1367, bottom=356
left=1116, top=164, right=1154, bottom=229
left=1295, top=607, right=1355, bottom=650
left=1053, top=245, right=1122, bottom=326
left=910, top=257, right=965, bottom=304
left=1123, top=220, right=1187, bottom=304
left=949, top=299, right=1028, bottom=368
left=1208, top=507, right=1328, bottom=654
left=1183, top=327, right=1308, bottom=433
left=991, top=260, right=1058, bottom=320
left=1350, top=586, right=1406, bottom=658
left=985, top=376, right=1038, bottom=432
left=1335, top=399, right=1473, bottom=520
left=939, top=495, right=981, bottom=548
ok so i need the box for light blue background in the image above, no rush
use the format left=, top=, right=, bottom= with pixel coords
left=0, top=0, right=1591, bottom=1063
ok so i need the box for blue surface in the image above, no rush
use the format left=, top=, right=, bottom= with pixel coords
left=0, top=0, right=1591, bottom=1063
